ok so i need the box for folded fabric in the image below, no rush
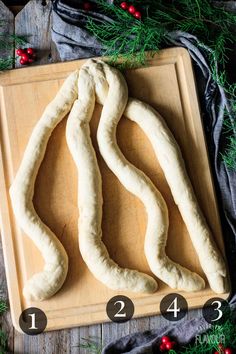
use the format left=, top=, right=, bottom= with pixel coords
left=52, top=0, right=113, bottom=60
left=102, top=317, right=209, bottom=353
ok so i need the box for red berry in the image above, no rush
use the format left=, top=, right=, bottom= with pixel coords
left=21, top=53, right=29, bottom=62
left=159, top=343, right=167, bottom=352
left=28, top=58, right=34, bottom=63
left=16, top=48, right=25, bottom=56
left=83, top=2, right=92, bottom=11
left=162, top=336, right=171, bottom=344
left=134, top=10, right=141, bottom=19
left=128, top=5, right=136, bottom=14
left=120, top=1, right=128, bottom=10
left=224, top=349, right=233, bottom=354
left=20, top=58, right=27, bottom=65
left=26, top=47, right=34, bottom=55
left=214, top=352, right=220, bottom=354
left=166, top=341, right=176, bottom=350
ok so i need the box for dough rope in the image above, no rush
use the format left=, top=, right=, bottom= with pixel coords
left=9, top=71, right=80, bottom=301
left=79, top=59, right=226, bottom=293
left=66, top=66, right=157, bottom=293
left=124, top=99, right=227, bottom=294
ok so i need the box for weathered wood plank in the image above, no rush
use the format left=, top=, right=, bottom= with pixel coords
left=102, top=321, right=130, bottom=348
left=0, top=0, right=14, bottom=61
left=0, top=4, right=14, bottom=353
left=15, top=0, right=59, bottom=67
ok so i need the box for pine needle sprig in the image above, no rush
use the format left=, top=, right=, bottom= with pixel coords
left=86, top=0, right=236, bottom=168
left=74, top=337, right=103, bottom=354
left=0, top=301, right=7, bottom=316
left=0, top=57, right=15, bottom=71
left=0, top=34, right=26, bottom=51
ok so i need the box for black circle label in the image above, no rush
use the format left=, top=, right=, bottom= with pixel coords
left=160, top=293, right=188, bottom=321
left=19, top=307, right=47, bottom=335
left=106, top=295, right=134, bottom=323
left=202, top=297, right=230, bottom=325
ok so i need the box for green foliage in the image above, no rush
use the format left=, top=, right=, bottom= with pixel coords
left=0, top=57, right=14, bottom=71
left=87, top=0, right=236, bottom=68
left=170, top=319, right=236, bottom=354
left=0, top=21, right=27, bottom=72
left=87, top=0, right=236, bottom=168
left=0, top=34, right=26, bottom=51
left=76, top=337, right=102, bottom=354
left=0, top=301, right=7, bottom=316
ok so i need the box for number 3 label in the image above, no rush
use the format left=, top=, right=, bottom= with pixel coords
left=106, top=295, right=134, bottom=323
left=211, top=300, right=223, bottom=322
left=202, top=298, right=230, bottom=324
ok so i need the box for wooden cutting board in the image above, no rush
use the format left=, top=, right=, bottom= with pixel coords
left=0, top=48, right=229, bottom=332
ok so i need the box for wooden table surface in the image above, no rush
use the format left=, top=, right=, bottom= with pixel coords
left=0, top=1, right=202, bottom=353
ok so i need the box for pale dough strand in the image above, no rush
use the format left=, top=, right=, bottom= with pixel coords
left=91, top=60, right=205, bottom=292
left=66, top=66, right=157, bottom=293
left=125, top=99, right=227, bottom=294
left=9, top=70, right=79, bottom=301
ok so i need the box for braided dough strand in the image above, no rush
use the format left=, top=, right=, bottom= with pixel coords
left=90, top=60, right=206, bottom=292
left=125, top=99, right=227, bottom=293
left=66, top=65, right=158, bottom=293
left=9, top=71, right=79, bottom=301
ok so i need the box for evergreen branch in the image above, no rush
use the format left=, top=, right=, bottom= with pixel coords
left=87, top=0, right=236, bottom=168
left=0, top=301, right=7, bottom=315
left=0, top=34, right=26, bottom=50
left=0, top=57, right=15, bottom=71
left=74, top=337, right=103, bottom=354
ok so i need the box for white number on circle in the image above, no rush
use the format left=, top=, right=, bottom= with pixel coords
left=167, top=297, right=180, bottom=318
left=211, top=300, right=223, bottom=322
left=28, top=313, right=38, bottom=329
left=114, top=300, right=126, bottom=318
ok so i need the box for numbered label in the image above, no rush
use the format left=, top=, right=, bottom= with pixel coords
left=160, top=293, right=188, bottom=321
left=19, top=307, right=47, bottom=335
left=202, top=298, right=230, bottom=324
left=106, top=295, right=134, bottom=323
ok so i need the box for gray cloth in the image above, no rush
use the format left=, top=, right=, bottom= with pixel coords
left=51, top=1, right=236, bottom=352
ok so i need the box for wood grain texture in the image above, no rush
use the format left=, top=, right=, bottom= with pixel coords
left=0, top=48, right=229, bottom=337
left=15, top=0, right=59, bottom=67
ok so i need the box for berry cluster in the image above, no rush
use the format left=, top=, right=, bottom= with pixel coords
left=159, top=336, right=176, bottom=352
left=82, top=1, right=93, bottom=11
left=215, top=343, right=234, bottom=354
left=120, top=2, right=141, bottom=19
left=16, top=48, right=36, bottom=66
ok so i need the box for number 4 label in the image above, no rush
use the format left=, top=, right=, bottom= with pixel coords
left=160, top=293, right=188, bottom=321
left=167, top=297, right=181, bottom=318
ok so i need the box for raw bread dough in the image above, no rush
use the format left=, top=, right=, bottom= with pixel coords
left=124, top=99, right=228, bottom=294
left=9, top=70, right=80, bottom=301
left=66, top=66, right=157, bottom=293
left=10, top=58, right=228, bottom=300
left=78, top=59, right=227, bottom=293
